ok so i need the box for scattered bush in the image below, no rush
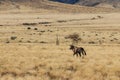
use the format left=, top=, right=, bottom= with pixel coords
left=88, top=41, right=96, bottom=44
left=12, top=31, right=15, bottom=34
left=91, top=17, right=96, bottom=20
left=23, top=23, right=37, bottom=26
left=0, top=25, right=3, bottom=26
left=27, top=27, right=31, bottom=30
left=34, top=28, right=38, bottom=30
left=102, top=37, right=105, bottom=39
left=39, top=22, right=51, bottom=24
left=11, top=36, right=17, bottom=40
left=21, top=38, right=24, bottom=39
left=41, top=30, right=45, bottom=33
left=44, top=25, right=52, bottom=27
left=48, top=30, right=53, bottom=32
left=95, top=34, right=98, bottom=36
left=113, top=38, right=118, bottom=40
left=110, top=40, right=114, bottom=42
left=6, top=41, right=10, bottom=43
left=39, top=33, right=42, bottom=35
left=97, top=15, right=103, bottom=19
left=19, top=40, right=22, bottom=43
left=27, top=40, right=31, bottom=43
left=57, top=20, right=67, bottom=23
left=40, top=41, right=47, bottom=43
left=65, top=33, right=81, bottom=44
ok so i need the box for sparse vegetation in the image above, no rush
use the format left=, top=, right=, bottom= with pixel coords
left=48, top=30, right=53, bottom=32
left=34, top=28, right=38, bottom=30
left=40, top=41, right=47, bottom=43
left=23, top=23, right=37, bottom=26
left=39, top=22, right=52, bottom=24
left=27, top=40, right=31, bottom=43
left=56, top=34, right=59, bottom=45
left=57, top=20, right=67, bottom=23
left=10, top=36, right=17, bottom=40
left=97, top=15, right=103, bottom=19
left=27, top=27, right=31, bottom=30
left=91, top=17, right=96, bottom=20
left=0, top=25, right=3, bottom=26
left=6, top=41, right=10, bottom=43
left=40, top=30, right=45, bottom=33
left=65, top=33, right=81, bottom=44
left=19, top=40, right=22, bottom=42
left=88, top=41, right=96, bottom=44
left=0, top=12, right=120, bottom=80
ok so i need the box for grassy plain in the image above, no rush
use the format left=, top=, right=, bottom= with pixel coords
left=0, top=12, right=120, bottom=80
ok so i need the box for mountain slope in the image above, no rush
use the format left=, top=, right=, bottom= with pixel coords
left=52, top=0, right=120, bottom=8
left=0, top=0, right=119, bottom=13
left=76, top=0, right=120, bottom=8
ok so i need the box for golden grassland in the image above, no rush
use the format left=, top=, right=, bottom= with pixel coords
left=0, top=12, right=120, bottom=80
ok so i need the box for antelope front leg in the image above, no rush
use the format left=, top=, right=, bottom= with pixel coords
left=73, top=53, right=76, bottom=56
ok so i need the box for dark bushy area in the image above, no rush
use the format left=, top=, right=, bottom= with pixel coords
left=50, top=0, right=79, bottom=4
left=50, top=0, right=120, bottom=8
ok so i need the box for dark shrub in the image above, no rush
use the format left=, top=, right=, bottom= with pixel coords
left=65, top=33, right=81, bottom=44
left=11, top=36, right=17, bottom=40
left=27, top=27, right=31, bottom=30
left=34, top=28, right=38, bottom=30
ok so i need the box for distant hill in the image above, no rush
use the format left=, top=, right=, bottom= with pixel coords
left=50, top=0, right=78, bottom=4
left=0, top=0, right=120, bottom=13
left=77, top=0, right=120, bottom=8
left=52, top=0, right=120, bottom=8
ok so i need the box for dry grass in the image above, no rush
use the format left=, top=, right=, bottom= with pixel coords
left=0, top=44, right=119, bottom=80
left=0, top=12, right=120, bottom=80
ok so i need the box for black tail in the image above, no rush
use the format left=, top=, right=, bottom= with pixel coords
left=82, top=48, right=87, bottom=55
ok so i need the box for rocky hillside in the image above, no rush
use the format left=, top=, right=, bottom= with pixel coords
left=52, top=0, right=120, bottom=8
left=0, top=0, right=119, bottom=13
left=77, top=0, right=120, bottom=8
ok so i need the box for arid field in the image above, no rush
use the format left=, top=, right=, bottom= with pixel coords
left=0, top=11, right=120, bottom=80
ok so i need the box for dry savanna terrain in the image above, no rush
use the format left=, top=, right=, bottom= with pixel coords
left=0, top=10, right=120, bottom=80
